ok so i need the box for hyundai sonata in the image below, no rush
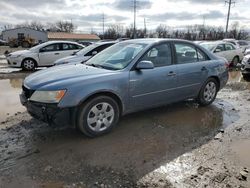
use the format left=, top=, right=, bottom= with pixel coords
left=20, top=39, right=228, bottom=137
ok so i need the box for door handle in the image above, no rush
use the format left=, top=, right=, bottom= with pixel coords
left=167, top=71, right=176, bottom=76
left=201, top=67, right=207, bottom=71
left=54, top=53, right=60, bottom=55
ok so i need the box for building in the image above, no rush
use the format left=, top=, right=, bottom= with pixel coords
left=47, top=32, right=100, bottom=42
left=2, top=27, right=47, bottom=44
left=2, top=28, right=100, bottom=45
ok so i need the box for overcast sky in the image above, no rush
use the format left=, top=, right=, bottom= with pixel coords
left=0, top=0, right=249, bottom=33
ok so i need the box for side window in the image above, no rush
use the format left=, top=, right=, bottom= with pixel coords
left=174, top=43, right=198, bottom=64
left=225, top=44, right=235, bottom=51
left=215, top=44, right=225, bottom=53
left=141, top=43, right=172, bottom=67
left=75, top=44, right=84, bottom=49
left=41, top=44, right=60, bottom=52
left=62, top=43, right=70, bottom=50
left=63, top=43, right=83, bottom=50
left=197, top=49, right=208, bottom=61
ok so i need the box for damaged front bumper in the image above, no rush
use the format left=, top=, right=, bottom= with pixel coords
left=20, top=93, right=76, bottom=127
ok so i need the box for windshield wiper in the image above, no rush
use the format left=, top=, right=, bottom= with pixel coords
left=86, top=63, right=118, bottom=70
left=86, top=63, right=98, bottom=67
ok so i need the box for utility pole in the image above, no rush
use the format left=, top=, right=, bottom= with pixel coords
left=225, top=0, right=235, bottom=36
left=144, top=18, right=147, bottom=38
left=133, top=0, right=137, bottom=39
left=102, top=13, right=105, bottom=40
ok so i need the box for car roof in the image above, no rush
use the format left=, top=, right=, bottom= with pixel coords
left=118, top=38, right=197, bottom=45
left=201, top=41, right=234, bottom=45
left=94, top=41, right=117, bottom=45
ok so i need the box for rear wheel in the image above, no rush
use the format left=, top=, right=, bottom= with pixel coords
left=76, top=96, right=120, bottom=137
left=21, top=59, right=36, bottom=71
left=197, top=78, right=218, bottom=106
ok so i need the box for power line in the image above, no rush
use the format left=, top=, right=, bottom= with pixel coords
left=225, top=0, right=235, bottom=35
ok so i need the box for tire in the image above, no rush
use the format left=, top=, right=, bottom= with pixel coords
left=197, top=78, right=218, bottom=106
left=21, top=58, right=36, bottom=71
left=232, top=56, right=239, bottom=67
left=76, top=96, right=120, bottom=137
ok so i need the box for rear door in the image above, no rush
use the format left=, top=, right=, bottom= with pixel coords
left=129, top=42, right=178, bottom=110
left=62, top=43, right=82, bottom=57
left=38, top=43, right=62, bottom=66
left=173, top=42, right=210, bottom=99
left=224, top=43, right=237, bottom=62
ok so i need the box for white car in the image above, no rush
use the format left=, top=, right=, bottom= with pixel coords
left=54, top=41, right=116, bottom=66
left=6, top=41, right=84, bottom=70
left=200, top=41, right=243, bottom=66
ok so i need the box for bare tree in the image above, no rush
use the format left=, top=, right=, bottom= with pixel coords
left=156, top=24, right=169, bottom=38
left=55, top=21, right=76, bottom=33
left=104, top=24, right=124, bottom=39
left=15, top=21, right=44, bottom=31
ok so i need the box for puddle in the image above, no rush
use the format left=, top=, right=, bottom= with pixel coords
left=0, top=79, right=25, bottom=125
left=231, top=139, right=250, bottom=168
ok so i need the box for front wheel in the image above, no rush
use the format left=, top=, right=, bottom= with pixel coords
left=22, top=59, right=36, bottom=71
left=76, top=96, right=120, bottom=137
left=197, top=78, right=218, bottom=106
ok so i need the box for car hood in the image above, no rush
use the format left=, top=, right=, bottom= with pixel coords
left=24, top=64, right=117, bottom=90
left=54, top=54, right=90, bottom=65
left=10, top=50, right=31, bottom=56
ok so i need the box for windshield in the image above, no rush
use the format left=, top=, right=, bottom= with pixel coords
left=200, top=43, right=216, bottom=51
left=86, top=42, right=147, bottom=70
left=76, top=43, right=100, bottom=55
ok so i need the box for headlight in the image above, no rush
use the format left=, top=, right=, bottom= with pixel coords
left=30, top=90, right=66, bottom=103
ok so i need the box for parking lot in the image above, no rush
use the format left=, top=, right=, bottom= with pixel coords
left=0, top=46, right=250, bottom=187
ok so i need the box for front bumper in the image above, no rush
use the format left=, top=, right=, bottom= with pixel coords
left=6, top=57, right=22, bottom=67
left=20, top=93, right=75, bottom=127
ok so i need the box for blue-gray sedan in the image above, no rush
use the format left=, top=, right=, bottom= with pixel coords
left=20, top=39, right=229, bottom=137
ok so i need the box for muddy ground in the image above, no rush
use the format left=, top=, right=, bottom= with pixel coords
left=0, top=49, right=250, bottom=187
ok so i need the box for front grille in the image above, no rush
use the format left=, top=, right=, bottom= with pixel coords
left=22, top=85, right=35, bottom=99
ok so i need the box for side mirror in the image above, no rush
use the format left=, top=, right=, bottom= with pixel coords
left=214, top=49, right=221, bottom=53
left=92, top=51, right=98, bottom=56
left=72, top=51, right=77, bottom=55
left=136, top=61, right=154, bottom=70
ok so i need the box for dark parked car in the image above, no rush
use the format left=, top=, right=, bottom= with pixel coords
left=20, top=39, right=229, bottom=137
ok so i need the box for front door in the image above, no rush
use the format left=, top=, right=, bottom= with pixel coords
left=39, top=43, right=64, bottom=66
left=129, top=43, right=178, bottom=111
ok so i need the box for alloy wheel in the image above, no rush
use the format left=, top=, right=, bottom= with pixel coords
left=23, top=59, right=35, bottom=70
left=87, top=102, right=115, bottom=132
left=203, top=81, right=216, bottom=103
